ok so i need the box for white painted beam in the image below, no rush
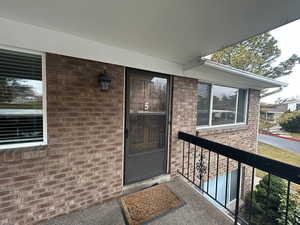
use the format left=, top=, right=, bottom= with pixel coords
left=0, top=17, right=183, bottom=76
left=183, top=57, right=206, bottom=71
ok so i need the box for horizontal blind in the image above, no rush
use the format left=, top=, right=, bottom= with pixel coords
left=0, top=48, right=43, bottom=145
left=0, top=48, right=42, bottom=80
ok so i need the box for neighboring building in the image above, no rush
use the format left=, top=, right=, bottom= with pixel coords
left=260, top=104, right=287, bottom=123
left=260, top=99, right=300, bottom=124
left=286, top=99, right=300, bottom=112
left=0, top=3, right=297, bottom=225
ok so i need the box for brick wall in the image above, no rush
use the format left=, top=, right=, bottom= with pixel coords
left=169, top=76, right=198, bottom=176
left=196, top=89, right=260, bottom=198
left=197, top=89, right=260, bottom=153
left=0, top=55, right=260, bottom=225
left=0, top=54, right=124, bottom=225
left=170, top=76, right=260, bottom=199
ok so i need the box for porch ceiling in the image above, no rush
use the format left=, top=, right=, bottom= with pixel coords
left=0, top=0, right=299, bottom=66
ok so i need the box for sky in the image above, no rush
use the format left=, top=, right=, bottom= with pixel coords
left=262, top=19, right=300, bottom=104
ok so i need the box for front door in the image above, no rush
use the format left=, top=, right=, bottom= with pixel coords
left=124, top=68, right=169, bottom=185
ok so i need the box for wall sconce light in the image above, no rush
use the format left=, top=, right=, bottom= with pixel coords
left=98, top=70, right=111, bottom=91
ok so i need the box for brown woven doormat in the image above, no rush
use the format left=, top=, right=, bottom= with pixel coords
left=120, top=184, right=185, bottom=225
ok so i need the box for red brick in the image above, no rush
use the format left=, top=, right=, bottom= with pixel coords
left=170, top=76, right=259, bottom=201
left=0, top=205, right=17, bottom=213
left=14, top=176, right=33, bottom=182
left=0, top=179, right=10, bottom=185
left=0, top=54, right=124, bottom=225
left=0, top=190, right=9, bottom=197
left=0, top=54, right=260, bottom=225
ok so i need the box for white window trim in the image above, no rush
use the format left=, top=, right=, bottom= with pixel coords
left=234, top=89, right=239, bottom=124
left=0, top=45, right=47, bottom=151
left=197, top=82, right=249, bottom=129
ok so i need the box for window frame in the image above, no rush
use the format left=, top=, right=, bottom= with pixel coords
left=0, top=45, right=47, bottom=150
left=202, top=168, right=242, bottom=208
left=227, top=169, right=239, bottom=205
left=197, top=82, right=249, bottom=129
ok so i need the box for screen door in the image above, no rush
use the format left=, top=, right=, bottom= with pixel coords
left=124, top=68, right=169, bottom=184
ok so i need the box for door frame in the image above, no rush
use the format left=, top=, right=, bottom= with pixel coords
left=123, top=67, right=171, bottom=185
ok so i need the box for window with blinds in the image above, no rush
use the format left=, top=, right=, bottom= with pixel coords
left=0, top=48, right=44, bottom=146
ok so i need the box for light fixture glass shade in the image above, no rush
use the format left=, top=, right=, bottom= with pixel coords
left=99, top=71, right=111, bottom=90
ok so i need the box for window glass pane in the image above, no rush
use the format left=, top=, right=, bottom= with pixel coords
left=202, top=169, right=238, bottom=208
left=212, top=85, right=237, bottom=125
left=128, top=72, right=167, bottom=154
left=197, top=83, right=211, bottom=126
left=0, top=48, right=43, bottom=145
left=212, top=111, right=235, bottom=125
left=237, top=89, right=247, bottom=123
left=202, top=174, right=227, bottom=208
left=0, top=78, right=42, bottom=109
left=229, top=170, right=238, bottom=202
left=212, top=85, right=237, bottom=111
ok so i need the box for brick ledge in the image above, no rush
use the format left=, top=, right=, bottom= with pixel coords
left=196, top=124, right=249, bottom=136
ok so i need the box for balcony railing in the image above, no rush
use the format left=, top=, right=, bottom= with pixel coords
left=178, top=131, right=300, bottom=225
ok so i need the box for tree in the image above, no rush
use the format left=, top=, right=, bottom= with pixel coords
left=279, top=110, right=300, bottom=132
left=0, top=77, right=40, bottom=107
left=245, top=175, right=299, bottom=225
left=211, top=33, right=300, bottom=79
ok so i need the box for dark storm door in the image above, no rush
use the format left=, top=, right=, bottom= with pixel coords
left=124, top=68, right=169, bottom=185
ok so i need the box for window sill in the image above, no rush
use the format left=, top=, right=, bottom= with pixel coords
left=197, top=123, right=247, bottom=130
left=196, top=124, right=249, bottom=135
left=0, top=141, right=48, bottom=152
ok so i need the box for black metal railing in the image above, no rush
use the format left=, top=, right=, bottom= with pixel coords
left=178, top=131, right=300, bottom=225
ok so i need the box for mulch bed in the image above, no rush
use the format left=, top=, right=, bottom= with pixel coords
left=120, top=184, right=184, bottom=225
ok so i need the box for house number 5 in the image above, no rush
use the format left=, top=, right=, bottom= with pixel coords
left=144, top=102, right=149, bottom=111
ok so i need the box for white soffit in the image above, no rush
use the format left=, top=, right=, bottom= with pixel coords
left=0, top=0, right=299, bottom=76
left=184, top=60, right=288, bottom=90
left=0, top=17, right=182, bottom=76
left=0, top=0, right=299, bottom=63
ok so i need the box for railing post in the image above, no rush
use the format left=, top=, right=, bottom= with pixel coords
left=207, top=151, right=211, bottom=193
left=215, top=154, right=219, bottom=200
left=193, top=145, right=196, bottom=183
left=234, top=162, right=241, bottom=225
left=199, top=148, right=204, bottom=188
left=182, top=141, right=185, bottom=175
left=249, top=167, right=255, bottom=224
left=187, top=143, right=190, bottom=178
left=285, top=181, right=291, bottom=225
left=225, top=157, right=229, bottom=208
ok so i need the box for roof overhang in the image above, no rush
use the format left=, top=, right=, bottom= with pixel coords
left=0, top=0, right=299, bottom=78
left=184, top=60, right=288, bottom=90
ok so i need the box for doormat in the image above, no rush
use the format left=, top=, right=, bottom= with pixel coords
left=120, top=184, right=185, bottom=225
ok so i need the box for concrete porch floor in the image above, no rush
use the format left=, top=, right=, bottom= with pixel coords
left=39, top=177, right=233, bottom=225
